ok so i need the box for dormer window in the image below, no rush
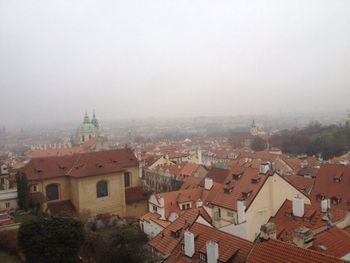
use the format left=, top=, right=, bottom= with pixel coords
left=251, top=177, right=261, bottom=184
left=334, top=172, right=343, bottom=183
left=316, top=194, right=325, bottom=201
left=171, top=230, right=180, bottom=239
left=331, top=196, right=341, bottom=205
left=242, top=190, right=252, bottom=198
left=232, top=172, right=243, bottom=180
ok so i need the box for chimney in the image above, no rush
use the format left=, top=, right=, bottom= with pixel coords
left=206, top=240, right=219, bottom=263
left=237, top=198, right=246, bottom=224
left=204, top=177, right=213, bottom=190
left=259, top=162, right=270, bottom=175
left=184, top=231, right=195, bottom=258
left=292, top=196, right=304, bottom=217
left=196, top=199, right=203, bottom=208
left=198, top=149, right=202, bottom=165
left=321, top=199, right=328, bottom=213
left=158, top=195, right=165, bottom=207
left=260, top=223, right=276, bottom=240
left=293, top=227, right=314, bottom=249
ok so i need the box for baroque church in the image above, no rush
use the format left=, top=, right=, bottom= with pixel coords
left=76, top=111, right=99, bottom=144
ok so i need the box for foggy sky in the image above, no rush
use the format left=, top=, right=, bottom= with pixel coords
left=1, top=0, right=350, bottom=126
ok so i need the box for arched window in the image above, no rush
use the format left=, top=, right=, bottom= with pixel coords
left=96, top=181, right=108, bottom=198
left=46, top=184, right=59, bottom=201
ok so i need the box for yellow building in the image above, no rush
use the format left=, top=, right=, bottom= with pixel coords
left=20, top=148, right=148, bottom=218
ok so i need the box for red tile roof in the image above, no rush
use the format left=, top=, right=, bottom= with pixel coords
left=206, top=167, right=231, bottom=184
left=311, top=227, right=350, bottom=258
left=20, top=148, right=138, bottom=180
left=247, top=239, right=346, bottom=263
left=148, top=209, right=206, bottom=256
left=165, top=222, right=253, bottom=263
left=269, top=200, right=347, bottom=242
left=285, top=175, right=315, bottom=195
left=311, top=164, right=350, bottom=211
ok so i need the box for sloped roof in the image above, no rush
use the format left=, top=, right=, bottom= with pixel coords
left=148, top=209, right=205, bottom=256
left=311, top=164, right=350, bottom=211
left=269, top=200, right=347, bottom=242
left=247, top=239, right=346, bottom=263
left=20, top=148, right=138, bottom=180
left=165, top=222, right=253, bottom=263
left=311, top=227, right=350, bottom=258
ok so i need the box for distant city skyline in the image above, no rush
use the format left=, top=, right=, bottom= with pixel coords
left=1, top=0, right=350, bottom=125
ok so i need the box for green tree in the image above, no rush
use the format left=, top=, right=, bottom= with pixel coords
left=18, top=214, right=84, bottom=263
left=16, top=173, right=29, bottom=211
left=251, top=137, right=267, bottom=151
left=96, top=225, right=155, bottom=263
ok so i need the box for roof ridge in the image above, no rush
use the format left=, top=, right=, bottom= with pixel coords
left=66, top=154, right=83, bottom=176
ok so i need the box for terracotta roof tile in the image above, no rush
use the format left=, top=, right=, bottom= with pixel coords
left=20, top=148, right=138, bottom=180
left=269, top=200, right=347, bottom=242
left=247, top=239, right=346, bottom=263
left=311, top=164, right=350, bottom=211
left=165, top=222, right=253, bottom=263
left=311, top=227, right=350, bottom=258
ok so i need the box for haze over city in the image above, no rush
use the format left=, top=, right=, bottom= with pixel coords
left=1, top=0, right=350, bottom=127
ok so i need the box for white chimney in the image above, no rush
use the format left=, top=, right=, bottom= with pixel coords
left=321, top=199, right=328, bottom=213
left=196, top=199, right=203, bottom=208
left=204, top=177, right=213, bottom=190
left=206, top=240, right=219, bottom=263
left=260, top=223, right=276, bottom=240
left=158, top=195, right=165, bottom=207
left=198, top=149, right=202, bottom=165
left=184, top=231, right=195, bottom=258
left=292, top=196, right=304, bottom=217
left=237, top=198, right=246, bottom=224
left=259, top=163, right=270, bottom=175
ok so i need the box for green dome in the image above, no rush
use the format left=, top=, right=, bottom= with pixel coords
left=79, top=123, right=97, bottom=131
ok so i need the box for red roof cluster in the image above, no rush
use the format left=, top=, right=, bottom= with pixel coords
left=247, top=239, right=346, bottom=263
left=20, top=148, right=138, bottom=180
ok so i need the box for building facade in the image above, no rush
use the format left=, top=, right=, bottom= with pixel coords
left=19, top=148, right=147, bottom=217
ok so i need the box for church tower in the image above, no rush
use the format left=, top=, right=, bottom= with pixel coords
left=76, top=111, right=99, bottom=143
left=250, top=119, right=258, bottom=136
left=91, top=110, right=99, bottom=129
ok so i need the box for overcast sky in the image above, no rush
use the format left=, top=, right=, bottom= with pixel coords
left=0, top=0, right=350, bottom=126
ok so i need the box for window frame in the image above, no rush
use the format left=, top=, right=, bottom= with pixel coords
left=96, top=180, right=108, bottom=198
left=46, top=183, right=60, bottom=201
left=124, top=172, right=131, bottom=188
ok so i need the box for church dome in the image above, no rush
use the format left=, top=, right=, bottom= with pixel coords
left=79, top=123, right=97, bottom=131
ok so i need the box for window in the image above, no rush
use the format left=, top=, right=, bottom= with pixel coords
left=186, top=203, right=190, bottom=209
left=124, top=172, right=130, bottom=187
left=82, top=135, right=85, bottom=142
left=32, top=185, right=38, bottom=192
left=199, top=253, right=206, bottom=261
left=182, top=204, right=186, bottom=210
left=227, top=211, right=234, bottom=217
left=153, top=205, right=158, bottom=212
left=96, top=181, right=108, bottom=198
left=89, top=134, right=92, bottom=140
left=5, top=202, right=10, bottom=208
left=218, top=208, right=221, bottom=218
left=46, top=184, right=59, bottom=201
